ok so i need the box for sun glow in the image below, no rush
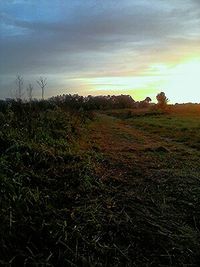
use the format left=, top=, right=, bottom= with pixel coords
left=165, top=58, right=200, bottom=103
left=76, top=57, right=200, bottom=103
left=84, top=75, right=162, bottom=100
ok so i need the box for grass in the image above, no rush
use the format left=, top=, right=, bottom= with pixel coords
left=126, top=114, right=200, bottom=150
left=1, top=103, right=200, bottom=266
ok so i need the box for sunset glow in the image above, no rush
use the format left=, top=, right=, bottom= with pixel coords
left=165, top=58, right=200, bottom=103
left=0, top=0, right=200, bottom=103
left=84, top=57, right=200, bottom=103
left=2, top=1, right=200, bottom=264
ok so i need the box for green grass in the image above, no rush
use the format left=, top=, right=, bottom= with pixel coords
left=126, top=114, right=200, bottom=149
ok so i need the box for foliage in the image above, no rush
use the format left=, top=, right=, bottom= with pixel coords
left=50, top=93, right=135, bottom=110
left=0, top=101, right=97, bottom=265
left=156, top=91, right=169, bottom=110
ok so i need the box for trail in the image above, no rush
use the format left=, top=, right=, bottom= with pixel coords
left=75, top=112, right=200, bottom=266
left=87, top=113, right=200, bottom=183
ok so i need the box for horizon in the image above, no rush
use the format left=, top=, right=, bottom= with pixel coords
left=2, top=91, right=200, bottom=106
left=0, top=0, right=200, bottom=103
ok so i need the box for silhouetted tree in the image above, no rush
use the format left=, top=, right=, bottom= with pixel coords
left=145, top=97, right=152, bottom=103
left=136, top=97, right=152, bottom=108
left=37, top=77, right=47, bottom=99
left=49, top=94, right=135, bottom=110
left=156, top=92, right=169, bottom=109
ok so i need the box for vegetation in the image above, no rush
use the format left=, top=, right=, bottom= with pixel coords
left=1, top=95, right=200, bottom=266
left=156, top=92, right=169, bottom=110
left=50, top=94, right=136, bottom=110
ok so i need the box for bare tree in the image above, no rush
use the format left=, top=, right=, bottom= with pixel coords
left=27, top=83, right=34, bottom=101
left=15, top=75, right=24, bottom=100
left=37, top=77, right=47, bottom=99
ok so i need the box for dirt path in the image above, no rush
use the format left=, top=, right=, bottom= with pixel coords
left=86, top=113, right=200, bottom=184
left=88, top=114, right=166, bottom=182
left=89, top=113, right=167, bottom=152
left=76, top=113, right=200, bottom=266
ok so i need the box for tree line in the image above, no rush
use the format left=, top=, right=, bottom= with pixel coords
left=5, top=74, right=169, bottom=111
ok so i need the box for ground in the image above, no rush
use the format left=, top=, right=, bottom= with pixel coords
left=80, top=110, right=200, bottom=266
left=1, top=106, right=200, bottom=266
left=88, top=111, right=200, bottom=184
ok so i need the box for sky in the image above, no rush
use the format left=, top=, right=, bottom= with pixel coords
left=0, top=0, right=200, bottom=103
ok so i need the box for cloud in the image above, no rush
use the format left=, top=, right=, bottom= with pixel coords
left=0, top=0, right=200, bottom=99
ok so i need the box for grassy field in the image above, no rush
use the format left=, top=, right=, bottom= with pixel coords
left=1, top=104, right=200, bottom=266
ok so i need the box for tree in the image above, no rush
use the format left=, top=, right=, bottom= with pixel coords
left=27, top=83, right=34, bottom=101
left=156, top=92, right=169, bottom=109
left=15, top=75, right=24, bottom=100
left=144, top=97, right=152, bottom=103
left=37, top=77, right=47, bottom=99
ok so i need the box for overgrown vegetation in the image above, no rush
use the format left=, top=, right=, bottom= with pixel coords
left=50, top=93, right=136, bottom=110
left=1, top=98, right=200, bottom=266
left=0, top=100, right=97, bottom=266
